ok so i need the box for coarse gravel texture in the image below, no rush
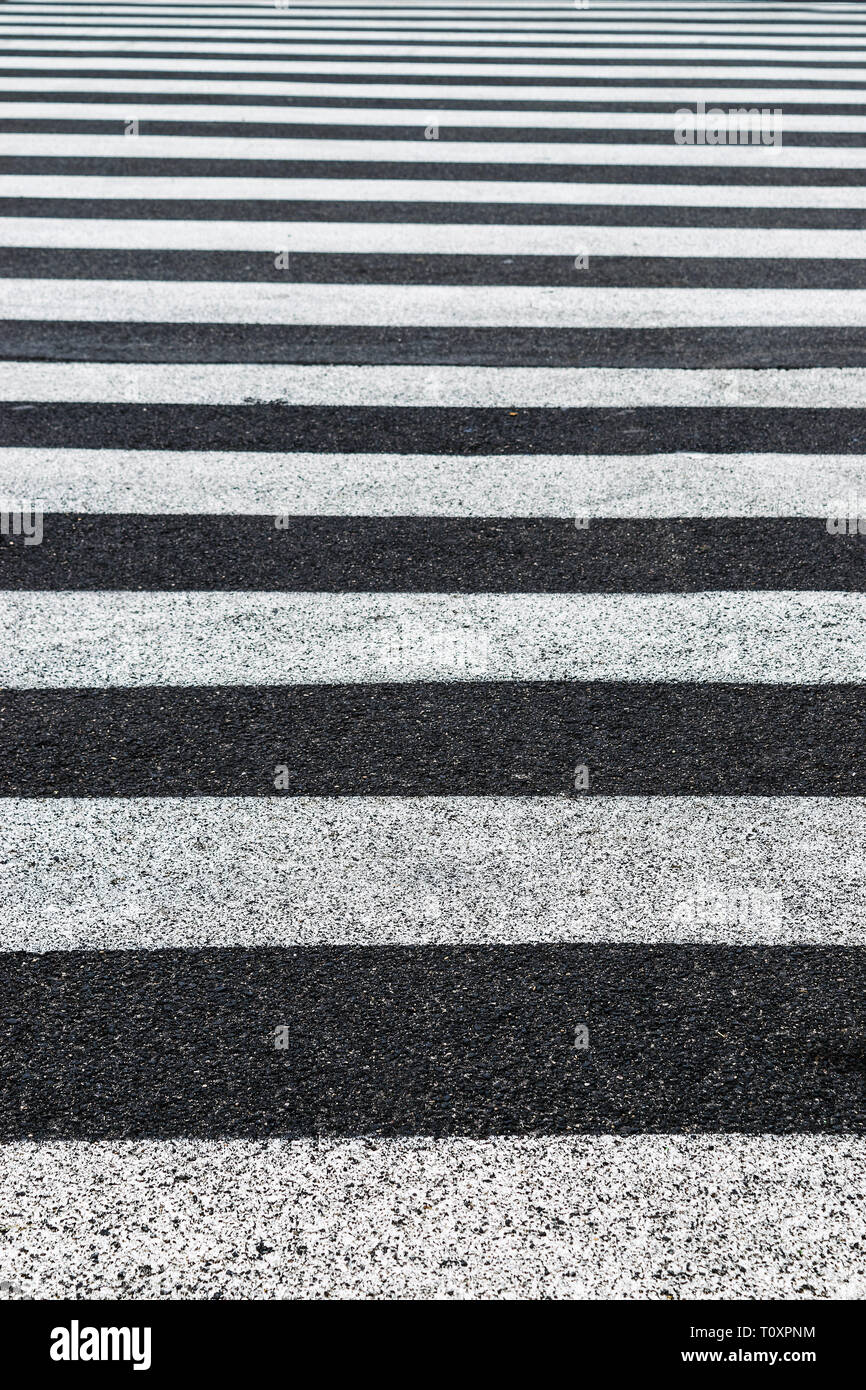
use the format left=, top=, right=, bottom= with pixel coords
left=1, top=447, right=865, bottom=516
left=2, top=590, right=866, bottom=685
left=7, top=363, right=866, bottom=401
left=1, top=794, right=863, bottom=951
left=18, top=133, right=866, bottom=166
left=7, top=176, right=866, bottom=206
left=12, top=282, right=866, bottom=325
left=4, top=220, right=866, bottom=251
left=1, top=1135, right=864, bottom=1300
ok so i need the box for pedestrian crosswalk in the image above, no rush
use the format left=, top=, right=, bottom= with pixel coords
left=0, top=0, right=865, bottom=1302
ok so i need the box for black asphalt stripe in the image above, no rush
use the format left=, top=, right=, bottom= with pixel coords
left=2, top=946, right=863, bottom=1140
left=4, top=157, right=858, bottom=184
left=8, top=324, right=866, bottom=366
left=8, top=92, right=866, bottom=115
left=3, top=250, right=864, bottom=290
left=2, top=67, right=864, bottom=89
left=0, top=40, right=860, bottom=55
left=4, top=119, right=863, bottom=146
left=5, top=198, right=865, bottom=229
left=3, top=405, right=866, bottom=454
left=3, top=516, right=865, bottom=593
left=2, top=46, right=864, bottom=67
left=0, top=682, right=864, bottom=797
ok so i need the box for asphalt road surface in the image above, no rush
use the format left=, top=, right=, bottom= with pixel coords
left=0, top=0, right=865, bottom=1302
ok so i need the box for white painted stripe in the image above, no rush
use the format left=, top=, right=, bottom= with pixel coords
left=2, top=795, right=865, bottom=949
left=1, top=592, right=863, bottom=688
left=4, top=15, right=648, bottom=28
left=2, top=55, right=866, bottom=79
left=3, top=9, right=864, bottom=27
left=4, top=134, right=852, bottom=168
left=3, top=3, right=857, bottom=12
left=0, top=5, right=849, bottom=15
left=3, top=448, right=864, bottom=517
left=4, top=17, right=865, bottom=36
left=13, top=16, right=856, bottom=28
left=0, top=11, right=862, bottom=34
left=5, top=175, right=865, bottom=207
left=4, top=102, right=866, bottom=132
left=207, top=2, right=866, bottom=9
left=0, top=17, right=846, bottom=31
left=2, top=363, right=866, bottom=406
left=10, top=283, right=866, bottom=330
left=4, top=2, right=835, bottom=7
left=1, top=1136, right=862, bottom=1299
left=2, top=218, right=862, bottom=258
left=10, top=20, right=771, bottom=34
left=10, top=282, right=866, bottom=330
left=5, top=77, right=866, bottom=106
left=11, top=6, right=834, bottom=16
left=4, top=12, right=861, bottom=26
left=7, top=25, right=866, bottom=47
left=1, top=2, right=855, bottom=11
